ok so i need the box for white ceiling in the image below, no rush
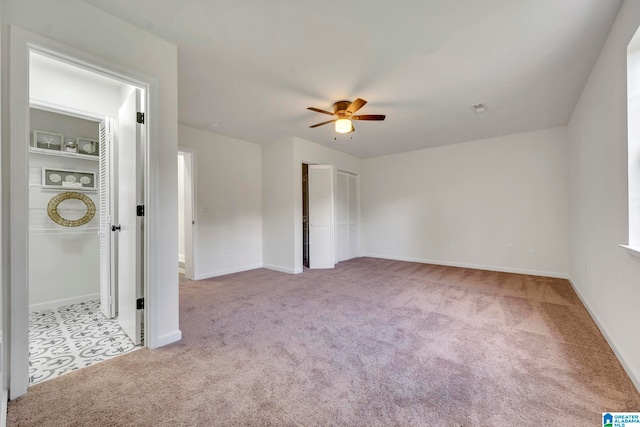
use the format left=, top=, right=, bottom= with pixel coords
left=84, top=0, right=621, bottom=158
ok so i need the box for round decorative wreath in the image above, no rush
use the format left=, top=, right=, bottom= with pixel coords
left=47, top=192, right=96, bottom=227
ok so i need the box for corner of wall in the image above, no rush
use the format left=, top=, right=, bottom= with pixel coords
left=567, top=275, right=640, bottom=392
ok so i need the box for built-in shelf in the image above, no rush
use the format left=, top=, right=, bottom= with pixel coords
left=29, top=147, right=99, bottom=161
left=30, top=184, right=97, bottom=192
left=30, top=227, right=99, bottom=235
left=620, top=245, right=640, bottom=261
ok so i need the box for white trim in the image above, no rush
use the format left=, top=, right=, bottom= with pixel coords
left=28, top=293, right=100, bottom=313
left=156, top=330, right=182, bottom=347
left=9, top=25, right=32, bottom=400
left=178, top=267, right=186, bottom=275
left=620, top=244, right=640, bottom=260
left=194, top=264, right=263, bottom=280
left=8, top=26, right=162, bottom=398
left=567, top=276, right=640, bottom=393
left=178, top=254, right=185, bottom=264
left=29, top=99, right=103, bottom=122
left=361, top=253, right=570, bottom=279
left=263, top=263, right=299, bottom=274
left=1, top=388, right=6, bottom=427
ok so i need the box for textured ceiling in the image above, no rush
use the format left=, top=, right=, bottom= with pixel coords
left=84, top=0, right=621, bottom=158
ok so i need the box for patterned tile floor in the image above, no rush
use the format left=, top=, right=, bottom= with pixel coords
left=29, top=300, right=139, bottom=385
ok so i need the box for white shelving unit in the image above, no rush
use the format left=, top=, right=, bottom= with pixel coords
left=29, top=184, right=97, bottom=192
left=29, top=147, right=99, bottom=161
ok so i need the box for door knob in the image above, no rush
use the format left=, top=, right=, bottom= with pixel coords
left=111, top=225, right=121, bottom=232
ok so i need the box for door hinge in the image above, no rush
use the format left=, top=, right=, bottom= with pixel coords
left=136, top=298, right=144, bottom=310
left=137, top=112, right=145, bottom=124
left=137, top=205, right=145, bottom=217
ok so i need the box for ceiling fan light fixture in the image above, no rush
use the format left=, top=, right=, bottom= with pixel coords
left=335, top=119, right=352, bottom=133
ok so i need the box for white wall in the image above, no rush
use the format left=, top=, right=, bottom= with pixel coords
left=2, top=0, right=180, bottom=370
left=567, top=0, right=640, bottom=390
left=178, top=125, right=262, bottom=279
left=262, top=137, right=295, bottom=272
left=262, top=136, right=362, bottom=273
left=362, top=127, right=569, bottom=277
left=30, top=51, right=132, bottom=119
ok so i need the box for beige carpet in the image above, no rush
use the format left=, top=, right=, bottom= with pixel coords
left=8, top=258, right=640, bottom=426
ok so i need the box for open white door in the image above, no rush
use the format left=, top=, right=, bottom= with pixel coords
left=99, top=118, right=116, bottom=318
left=308, top=165, right=335, bottom=269
left=116, top=88, right=144, bottom=345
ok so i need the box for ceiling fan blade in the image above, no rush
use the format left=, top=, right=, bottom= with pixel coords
left=307, top=107, right=335, bottom=116
left=309, top=119, right=337, bottom=128
left=346, top=98, right=367, bottom=114
left=351, top=114, right=386, bottom=121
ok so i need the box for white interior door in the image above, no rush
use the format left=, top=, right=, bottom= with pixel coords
left=99, top=118, right=116, bottom=318
left=116, top=88, right=144, bottom=345
left=308, top=165, right=335, bottom=269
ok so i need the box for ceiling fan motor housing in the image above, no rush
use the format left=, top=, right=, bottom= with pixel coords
left=334, top=100, right=352, bottom=117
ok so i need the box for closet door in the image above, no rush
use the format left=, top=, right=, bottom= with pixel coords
left=336, top=171, right=359, bottom=262
left=308, top=165, right=335, bottom=269
left=336, top=172, right=349, bottom=262
left=348, top=173, right=359, bottom=259
left=99, top=118, right=116, bottom=318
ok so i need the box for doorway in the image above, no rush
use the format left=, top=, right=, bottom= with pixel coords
left=177, top=149, right=195, bottom=281
left=301, top=164, right=360, bottom=270
left=26, top=52, right=145, bottom=385
left=302, top=163, right=310, bottom=268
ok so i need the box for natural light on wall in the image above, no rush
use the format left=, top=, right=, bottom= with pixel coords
left=626, top=26, right=640, bottom=254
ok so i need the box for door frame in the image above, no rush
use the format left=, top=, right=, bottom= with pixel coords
left=177, top=147, right=197, bottom=280
left=8, top=27, right=159, bottom=399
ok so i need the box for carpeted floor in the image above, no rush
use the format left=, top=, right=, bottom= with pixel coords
left=8, top=258, right=640, bottom=426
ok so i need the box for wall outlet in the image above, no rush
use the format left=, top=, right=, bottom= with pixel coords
left=201, top=206, right=209, bottom=214
left=527, top=246, right=536, bottom=254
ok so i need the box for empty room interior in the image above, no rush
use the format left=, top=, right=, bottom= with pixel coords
left=3, top=0, right=640, bottom=425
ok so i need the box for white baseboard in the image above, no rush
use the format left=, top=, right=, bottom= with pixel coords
left=1, top=387, right=6, bottom=427
left=262, top=263, right=298, bottom=274
left=1, top=330, right=4, bottom=427
left=155, top=330, right=182, bottom=348
left=29, top=293, right=100, bottom=313
left=178, top=254, right=185, bottom=264
left=567, top=276, right=640, bottom=393
left=194, top=264, right=263, bottom=280
left=178, top=267, right=186, bottom=274
left=361, top=253, right=569, bottom=279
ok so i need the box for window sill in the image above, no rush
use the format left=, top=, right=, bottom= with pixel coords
left=620, top=245, right=640, bottom=260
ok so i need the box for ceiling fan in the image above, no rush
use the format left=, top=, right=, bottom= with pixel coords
left=308, top=98, right=386, bottom=134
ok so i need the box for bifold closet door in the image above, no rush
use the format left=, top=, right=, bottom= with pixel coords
left=308, top=165, right=335, bottom=269
left=347, top=173, right=359, bottom=259
left=336, top=172, right=349, bottom=262
left=99, top=118, right=116, bottom=319
left=336, top=171, right=359, bottom=262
